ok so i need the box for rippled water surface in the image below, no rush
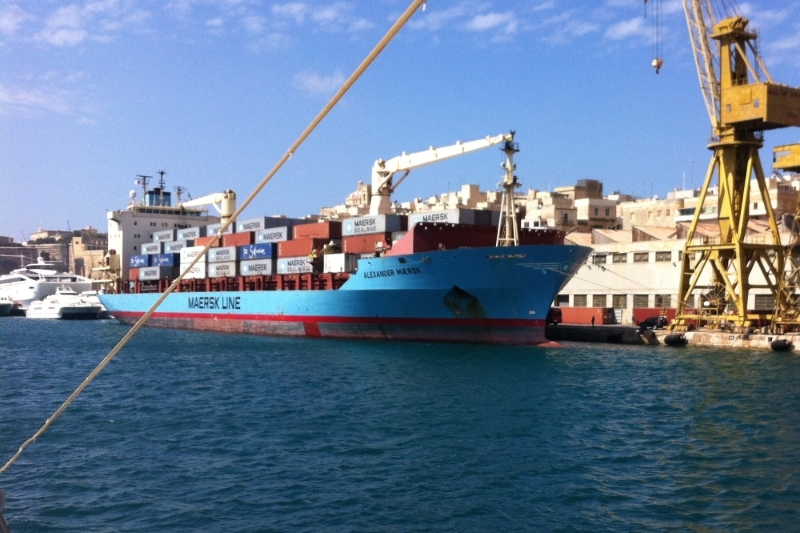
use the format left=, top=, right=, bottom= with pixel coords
left=2, top=318, right=799, bottom=532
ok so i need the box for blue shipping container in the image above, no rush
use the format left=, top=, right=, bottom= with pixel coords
left=129, top=254, right=149, bottom=268
left=150, top=253, right=180, bottom=267
left=238, top=243, right=277, bottom=261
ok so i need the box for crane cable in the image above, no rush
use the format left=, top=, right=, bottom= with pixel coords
left=0, top=0, right=428, bottom=477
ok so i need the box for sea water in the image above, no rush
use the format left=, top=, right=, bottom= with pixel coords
left=1, top=318, right=799, bottom=532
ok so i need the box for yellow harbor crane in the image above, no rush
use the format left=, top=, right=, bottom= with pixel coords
left=665, top=0, right=800, bottom=331
left=771, top=142, right=800, bottom=330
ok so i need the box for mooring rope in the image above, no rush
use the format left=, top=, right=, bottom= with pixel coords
left=0, top=0, right=427, bottom=477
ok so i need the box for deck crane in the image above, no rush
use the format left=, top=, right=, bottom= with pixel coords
left=178, top=190, right=237, bottom=222
left=369, top=132, right=515, bottom=216
left=668, top=1, right=800, bottom=331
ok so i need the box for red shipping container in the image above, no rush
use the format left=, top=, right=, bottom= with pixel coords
left=293, top=221, right=342, bottom=240
left=194, top=236, right=221, bottom=248
left=129, top=267, right=140, bottom=280
left=560, top=307, right=616, bottom=325
left=222, top=231, right=254, bottom=247
left=343, top=233, right=393, bottom=255
left=278, top=238, right=329, bottom=258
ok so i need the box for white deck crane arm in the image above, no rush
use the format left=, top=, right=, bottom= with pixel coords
left=369, top=133, right=513, bottom=215
left=179, top=190, right=237, bottom=221
left=683, top=0, right=720, bottom=130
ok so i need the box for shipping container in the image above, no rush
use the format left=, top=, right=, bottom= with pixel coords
left=293, top=220, right=342, bottom=240
left=177, top=226, right=206, bottom=240
left=560, top=307, right=616, bottom=325
left=179, top=246, right=208, bottom=263
left=194, top=236, right=221, bottom=248
left=240, top=258, right=276, bottom=277
left=277, top=256, right=317, bottom=274
left=129, top=267, right=140, bottom=280
left=474, top=210, right=501, bottom=227
left=256, top=226, right=290, bottom=243
left=164, top=240, right=194, bottom=254
left=342, top=233, right=393, bottom=255
left=236, top=216, right=299, bottom=233
left=323, top=253, right=360, bottom=273
left=129, top=254, right=149, bottom=268
left=342, top=214, right=406, bottom=236
left=179, top=262, right=207, bottom=279
left=278, top=238, right=329, bottom=258
left=152, top=229, right=176, bottom=242
left=207, top=246, right=237, bottom=263
left=205, top=222, right=234, bottom=235
left=149, top=253, right=180, bottom=267
left=141, top=242, right=163, bottom=255
left=208, top=262, right=238, bottom=278
left=222, top=232, right=254, bottom=247
left=139, top=266, right=177, bottom=281
left=238, top=243, right=277, bottom=261
left=408, top=209, right=476, bottom=226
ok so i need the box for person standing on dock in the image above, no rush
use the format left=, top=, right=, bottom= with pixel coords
left=591, top=315, right=595, bottom=327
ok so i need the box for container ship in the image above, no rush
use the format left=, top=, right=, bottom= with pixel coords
left=99, top=135, right=591, bottom=344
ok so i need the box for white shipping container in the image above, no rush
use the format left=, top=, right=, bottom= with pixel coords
left=205, top=222, right=234, bottom=235
left=207, top=246, right=237, bottom=263
left=208, top=261, right=238, bottom=278
left=177, top=226, right=206, bottom=240
left=240, top=259, right=275, bottom=276
left=141, top=242, right=163, bottom=254
left=342, top=214, right=404, bottom=236
left=164, top=240, right=193, bottom=253
left=278, top=256, right=315, bottom=274
left=179, top=262, right=207, bottom=279
left=139, top=266, right=174, bottom=280
left=323, top=253, right=360, bottom=273
left=179, top=246, right=208, bottom=263
left=153, top=229, right=176, bottom=242
left=256, top=226, right=290, bottom=243
left=409, top=209, right=475, bottom=226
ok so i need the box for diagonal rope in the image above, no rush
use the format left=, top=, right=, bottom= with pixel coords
left=0, top=0, right=427, bottom=477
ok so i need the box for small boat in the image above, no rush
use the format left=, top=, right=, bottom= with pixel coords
left=26, top=287, right=103, bottom=320
left=0, top=257, right=93, bottom=312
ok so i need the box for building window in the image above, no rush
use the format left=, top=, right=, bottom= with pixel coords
left=612, top=294, right=627, bottom=309
left=633, top=252, right=649, bottom=263
left=592, top=254, right=607, bottom=265
left=134, top=222, right=137, bottom=225
left=753, top=202, right=759, bottom=210
left=612, top=253, right=627, bottom=263
left=555, top=294, right=569, bottom=307
left=574, top=295, right=587, bottom=307
left=592, top=294, right=608, bottom=307
left=666, top=209, right=670, bottom=216
left=678, top=251, right=683, bottom=260
left=754, top=295, right=775, bottom=310
left=633, top=294, right=649, bottom=308
left=594, top=208, right=599, bottom=216
left=655, top=251, right=671, bottom=262
left=654, top=294, right=672, bottom=308
left=657, top=210, right=662, bottom=217
left=605, top=208, right=610, bottom=216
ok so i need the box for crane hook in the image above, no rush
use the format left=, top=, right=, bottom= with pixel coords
left=652, top=58, right=663, bottom=74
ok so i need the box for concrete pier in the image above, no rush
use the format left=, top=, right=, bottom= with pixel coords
left=654, top=330, right=800, bottom=351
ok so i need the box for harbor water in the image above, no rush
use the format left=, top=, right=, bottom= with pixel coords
left=1, top=319, right=799, bottom=532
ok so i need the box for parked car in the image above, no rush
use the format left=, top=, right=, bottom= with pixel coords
left=639, top=315, right=668, bottom=329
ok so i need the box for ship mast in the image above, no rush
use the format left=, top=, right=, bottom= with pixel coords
left=496, top=134, right=520, bottom=247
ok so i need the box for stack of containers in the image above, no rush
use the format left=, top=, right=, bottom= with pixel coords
left=239, top=243, right=278, bottom=276
left=128, top=254, right=149, bottom=280
left=278, top=221, right=342, bottom=274
left=207, top=246, right=238, bottom=278
left=341, top=214, right=406, bottom=261
left=139, top=241, right=178, bottom=280
left=205, top=221, right=234, bottom=235
left=179, top=246, right=208, bottom=279
left=408, top=209, right=476, bottom=226
left=153, top=229, right=177, bottom=242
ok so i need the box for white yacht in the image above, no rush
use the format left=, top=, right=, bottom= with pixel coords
left=0, top=258, right=93, bottom=312
left=26, top=287, right=103, bottom=320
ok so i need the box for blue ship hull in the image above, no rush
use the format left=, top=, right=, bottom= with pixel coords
left=100, top=245, right=590, bottom=345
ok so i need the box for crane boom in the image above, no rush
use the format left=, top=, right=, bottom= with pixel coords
left=369, top=133, right=514, bottom=215
left=179, top=190, right=237, bottom=221
left=682, top=0, right=719, bottom=129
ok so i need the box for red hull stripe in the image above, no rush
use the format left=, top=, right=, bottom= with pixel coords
left=112, top=311, right=545, bottom=328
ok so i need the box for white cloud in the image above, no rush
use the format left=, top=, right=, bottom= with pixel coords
left=466, top=12, right=518, bottom=34
left=605, top=16, right=647, bottom=40
left=206, top=17, right=224, bottom=27
left=0, top=4, right=34, bottom=38
left=532, top=1, right=555, bottom=12
left=272, top=2, right=307, bottom=24
left=293, top=70, right=346, bottom=96
left=0, top=83, right=71, bottom=116
left=249, top=32, right=293, bottom=51
left=31, top=2, right=151, bottom=46
left=409, top=4, right=470, bottom=31
left=241, top=15, right=266, bottom=33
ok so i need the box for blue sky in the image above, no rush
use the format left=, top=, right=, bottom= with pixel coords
left=2, top=0, right=799, bottom=239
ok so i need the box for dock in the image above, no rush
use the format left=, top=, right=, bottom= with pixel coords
left=545, top=324, right=657, bottom=345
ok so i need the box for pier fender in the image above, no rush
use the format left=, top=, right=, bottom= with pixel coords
left=770, top=338, right=794, bottom=352
left=663, top=333, right=688, bottom=347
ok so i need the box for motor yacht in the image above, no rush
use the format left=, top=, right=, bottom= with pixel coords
left=26, top=287, right=103, bottom=320
left=0, top=258, right=93, bottom=313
